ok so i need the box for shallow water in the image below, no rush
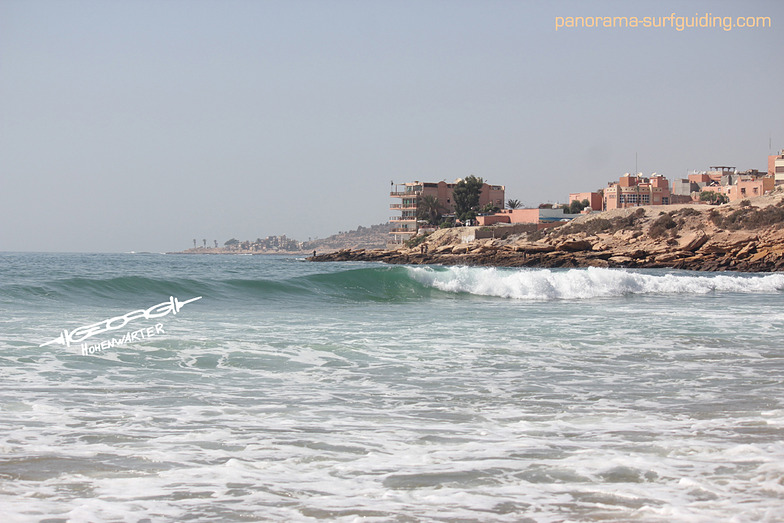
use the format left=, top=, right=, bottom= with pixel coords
left=1, top=253, right=783, bottom=521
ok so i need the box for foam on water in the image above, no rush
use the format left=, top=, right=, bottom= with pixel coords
left=2, top=254, right=784, bottom=521
left=408, top=265, right=784, bottom=300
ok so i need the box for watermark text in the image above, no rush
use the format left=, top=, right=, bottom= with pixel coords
left=81, top=323, right=165, bottom=355
left=555, top=13, right=772, bottom=32
left=40, top=296, right=201, bottom=348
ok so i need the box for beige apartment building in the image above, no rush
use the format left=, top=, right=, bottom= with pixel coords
left=389, top=180, right=505, bottom=243
left=770, top=150, right=784, bottom=185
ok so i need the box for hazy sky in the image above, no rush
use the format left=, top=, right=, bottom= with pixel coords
left=2, top=0, right=782, bottom=252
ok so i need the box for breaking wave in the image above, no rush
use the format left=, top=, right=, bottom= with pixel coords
left=4, top=262, right=784, bottom=306
left=406, top=266, right=784, bottom=300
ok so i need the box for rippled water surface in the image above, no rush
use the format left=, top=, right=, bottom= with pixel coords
left=1, top=253, right=783, bottom=521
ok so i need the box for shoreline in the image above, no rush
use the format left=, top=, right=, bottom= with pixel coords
left=165, top=249, right=311, bottom=256
left=310, top=193, right=784, bottom=273
left=309, top=245, right=784, bottom=272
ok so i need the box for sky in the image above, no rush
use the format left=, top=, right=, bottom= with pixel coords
left=1, top=0, right=782, bottom=252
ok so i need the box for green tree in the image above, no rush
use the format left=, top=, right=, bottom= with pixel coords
left=567, top=199, right=590, bottom=214
left=452, top=175, right=484, bottom=222
left=699, top=191, right=727, bottom=204
left=439, top=217, right=455, bottom=228
left=506, top=198, right=522, bottom=209
left=480, top=202, right=499, bottom=213
left=416, top=195, right=445, bottom=225
left=224, top=238, right=240, bottom=248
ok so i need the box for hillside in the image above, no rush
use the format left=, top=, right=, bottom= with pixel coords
left=303, top=223, right=391, bottom=253
left=171, top=223, right=391, bottom=255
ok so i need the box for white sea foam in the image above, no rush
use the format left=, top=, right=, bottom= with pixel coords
left=407, top=266, right=784, bottom=300
left=4, top=254, right=784, bottom=522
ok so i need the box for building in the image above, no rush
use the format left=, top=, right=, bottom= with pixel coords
left=671, top=178, right=693, bottom=197
left=389, top=179, right=505, bottom=243
left=729, top=175, right=775, bottom=199
left=603, top=173, right=671, bottom=210
left=674, top=165, right=773, bottom=203
left=697, top=172, right=774, bottom=202
left=770, top=150, right=784, bottom=185
left=673, top=168, right=728, bottom=198
left=568, top=192, right=602, bottom=211
left=475, top=208, right=581, bottom=227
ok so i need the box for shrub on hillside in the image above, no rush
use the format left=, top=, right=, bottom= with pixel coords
left=648, top=213, right=677, bottom=238
left=712, top=205, right=784, bottom=230
left=677, top=207, right=701, bottom=217
left=404, top=233, right=430, bottom=248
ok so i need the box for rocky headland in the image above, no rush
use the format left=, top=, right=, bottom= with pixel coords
left=311, top=190, right=784, bottom=272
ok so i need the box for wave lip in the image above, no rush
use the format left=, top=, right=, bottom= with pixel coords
left=406, top=266, right=784, bottom=300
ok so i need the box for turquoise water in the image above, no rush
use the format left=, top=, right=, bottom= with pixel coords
left=2, top=253, right=784, bottom=521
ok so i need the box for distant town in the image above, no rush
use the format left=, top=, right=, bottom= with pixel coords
left=175, top=223, right=392, bottom=255
left=176, top=149, right=784, bottom=255
left=388, top=149, right=784, bottom=246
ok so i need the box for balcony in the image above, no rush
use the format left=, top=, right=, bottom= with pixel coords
left=390, top=190, right=422, bottom=197
left=389, top=203, right=417, bottom=210
left=390, top=228, right=417, bottom=234
left=389, top=216, right=416, bottom=222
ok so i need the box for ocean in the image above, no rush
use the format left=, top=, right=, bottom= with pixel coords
left=1, top=252, right=784, bottom=522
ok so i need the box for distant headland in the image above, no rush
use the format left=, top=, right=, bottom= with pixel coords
left=167, top=223, right=391, bottom=255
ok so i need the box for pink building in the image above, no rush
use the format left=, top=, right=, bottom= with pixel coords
left=699, top=175, right=774, bottom=202
left=475, top=208, right=580, bottom=228
left=569, top=192, right=603, bottom=211
left=476, top=209, right=540, bottom=226
left=603, top=173, right=671, bottom=210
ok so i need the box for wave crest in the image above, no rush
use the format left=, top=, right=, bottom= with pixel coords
left=406, top=266, right=784, bottom=300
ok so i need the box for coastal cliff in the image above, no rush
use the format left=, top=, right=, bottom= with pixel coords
left=311, top=191, right=784, bottom=272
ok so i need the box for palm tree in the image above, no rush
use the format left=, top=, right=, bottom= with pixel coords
left=202, top=239, right=207, bottom=248
left=507, top=198, right=522, bottom=209
left=193, top=239, right=197, bottom=248
left=417, top=195, right=445, bottom=225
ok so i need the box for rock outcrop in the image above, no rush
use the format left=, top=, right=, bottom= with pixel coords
left=311, top=192, right=784, bottom=272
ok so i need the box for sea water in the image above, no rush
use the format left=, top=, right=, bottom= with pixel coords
left=1, top=252, right=783, bottom=522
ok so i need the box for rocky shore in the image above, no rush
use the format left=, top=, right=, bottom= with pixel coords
left=311, top=191, right=784, bottom=272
